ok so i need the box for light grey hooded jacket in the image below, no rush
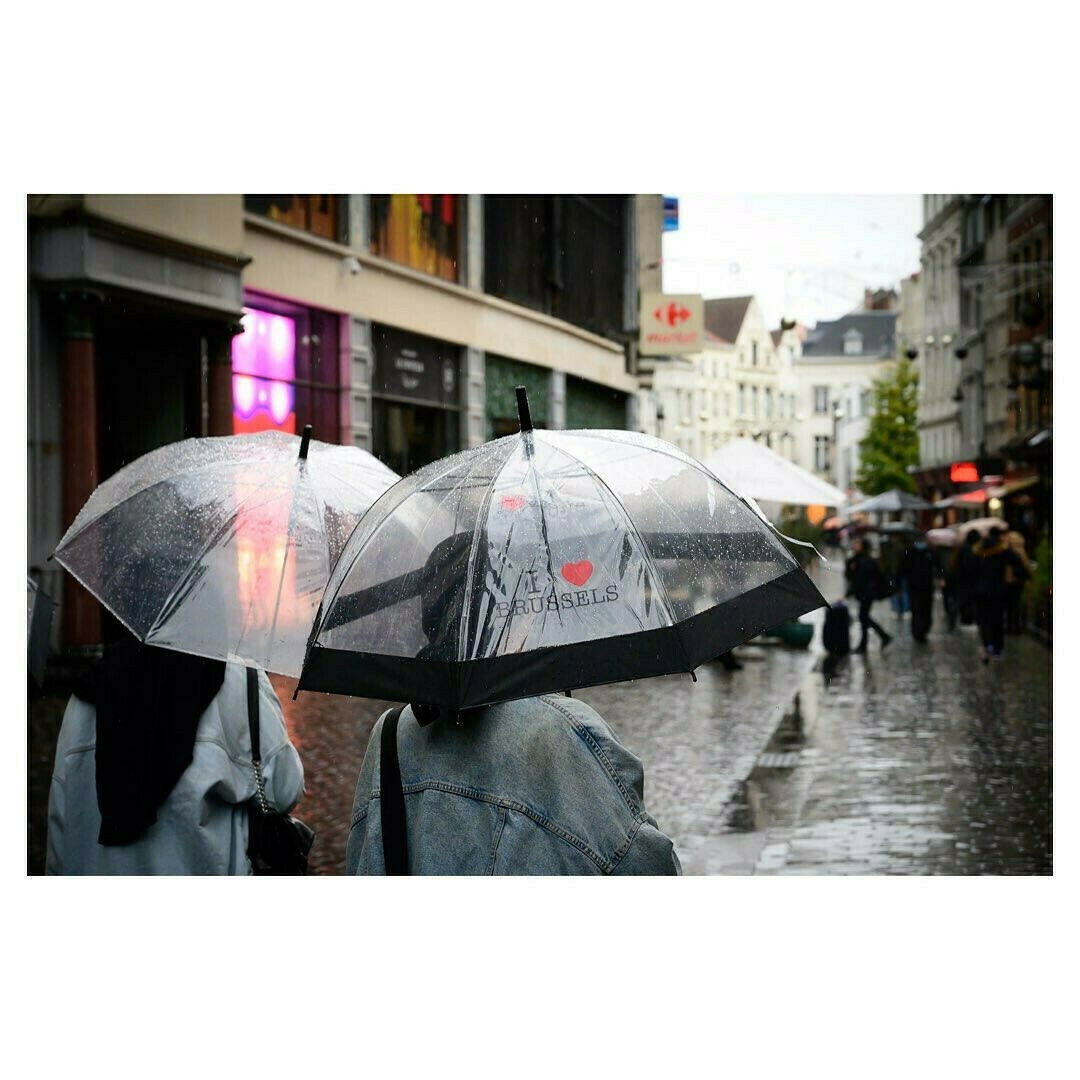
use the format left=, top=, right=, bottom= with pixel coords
left=346, top=693, right=681, bottom=875
left=46, top=663, right=304, bottom=876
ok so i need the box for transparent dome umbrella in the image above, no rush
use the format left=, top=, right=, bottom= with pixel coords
left=52, top=428, right=399, bottom=678
left=297, top=388, right=826, bottom=711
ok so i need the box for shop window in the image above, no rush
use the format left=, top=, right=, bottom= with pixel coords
left=370, top=195, right=461, bottom=283
left=245, top=195, right=342, bottom=241
left=232, top=298, right=341, bottom=443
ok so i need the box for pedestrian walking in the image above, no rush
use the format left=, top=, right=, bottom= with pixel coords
left=899, top=537, right=940, bottom=643
left=883, top=535, right=910, bottom=618
left=974, top=527, right=1025, bottom=662
left=951, top=529, right=981, bottom=626
left=46, top=630, right=304, bottom=874
left=845, top=537, right=892, bottom=653
left=1004, top=530, right=1032, bottom=635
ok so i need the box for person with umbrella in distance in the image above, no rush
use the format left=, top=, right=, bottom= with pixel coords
left=898, top=533, right=941, bottom=644
left=1003, top=530, right=1032, bottom=635
left=951, top=529, right=981, bottom=627
left=300, top=388, right=826, bottom=875
left=845, top=536, right=892, bottom=654
left=974, top=526, right=1025, bottom=663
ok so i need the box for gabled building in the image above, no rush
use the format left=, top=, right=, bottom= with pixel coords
left=792, top=309, right=897, bottom=493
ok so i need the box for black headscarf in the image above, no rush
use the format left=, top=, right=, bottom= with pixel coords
left=74, top=636, right=226, bottom=846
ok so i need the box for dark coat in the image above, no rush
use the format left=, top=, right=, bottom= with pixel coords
left=845, top=552, right=880, bottom=602
left=975, top=539, right=1023, bottom=602
left=951, top=541, right=981, bottom=603
left=900, top=544, right=940, bottom=596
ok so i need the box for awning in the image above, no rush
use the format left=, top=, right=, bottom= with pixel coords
left=986, top=475, right=1040, bottom=498
left=1002, top=427, right=1051, bottom=457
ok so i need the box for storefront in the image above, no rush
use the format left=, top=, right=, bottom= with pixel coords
left=231, top=292, right=346, bottom=444
left=486, top=353, right=550, bottom=438
left=565, top=374, right=627, bottom=430
left=370, top=324, right=461, bottom=475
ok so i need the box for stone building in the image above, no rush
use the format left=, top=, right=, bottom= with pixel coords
left=28, top=194, right=660, bottom=650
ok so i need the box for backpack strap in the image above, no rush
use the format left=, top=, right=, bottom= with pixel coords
left=379, top=706, right=408, bottom=876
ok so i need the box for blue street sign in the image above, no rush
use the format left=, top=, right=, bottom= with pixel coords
left=662, top=196, right=679, bottom=232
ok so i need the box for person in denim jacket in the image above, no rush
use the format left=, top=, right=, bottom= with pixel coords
left=346, top=693, right=681, bottom=876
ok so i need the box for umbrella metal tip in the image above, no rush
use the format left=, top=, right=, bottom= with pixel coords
left=515, top=386, right=533, bottom=433
left=299, top=424, right=313, bottom=460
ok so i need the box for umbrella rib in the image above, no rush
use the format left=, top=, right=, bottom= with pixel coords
left=458, top=440, right=517, bottom=663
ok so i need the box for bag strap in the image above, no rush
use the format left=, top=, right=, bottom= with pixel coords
left=246, top=667, right=270, bottom=815
left=380, top=706, right=408, bottom=876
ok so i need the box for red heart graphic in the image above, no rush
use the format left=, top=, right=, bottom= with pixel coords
left=500, top=495, right=526, bottom=511
left=561, top=560, right=593, bottom=587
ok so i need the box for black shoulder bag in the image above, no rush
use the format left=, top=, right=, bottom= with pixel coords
left=379, top=706, right=409, bottom=875
left=246, top=667, right=315, bottom=875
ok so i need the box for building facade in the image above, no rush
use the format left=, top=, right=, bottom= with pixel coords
left=911, top=194, right=1051, bottom=538
left=791, top=310, right=897, bottom=494
left=28, top=194, right=657, bottom=650
left=913, top=194, right=964, bottom=499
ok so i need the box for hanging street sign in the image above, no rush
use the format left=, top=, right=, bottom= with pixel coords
left=639, top=292, right=704, bottom=356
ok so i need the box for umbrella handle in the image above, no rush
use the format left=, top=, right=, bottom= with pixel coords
left=515, top=386, right=533, bottom=433
left=299, top=424, right=313, bottom=460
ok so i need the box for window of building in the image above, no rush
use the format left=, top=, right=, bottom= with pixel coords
left=860, top=389, right=872, bottom=417
left=813, top=385, right=830, bottom=414
left=843, top=330, right=863, bottom=356
left=483, top=195, right=627, bottom=337
left=232, top=297, right=342, bottom=442
left=245, top=195, right=343, bottom=241
left=370, top=195, right=462, bottom=283
left=738, top=383, right=746, bottom=416
left=814, top=435, right=830, bottom=473
left=751, top=386, right=759, bottom=417
left=765, top=388, right=773, bottom=418
left=752, top=341, right=758, bottom=366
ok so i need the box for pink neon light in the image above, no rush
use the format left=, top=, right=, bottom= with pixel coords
left=232, top=305, right=297, bottom=434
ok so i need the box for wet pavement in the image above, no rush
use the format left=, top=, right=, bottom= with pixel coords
left=714, top=570, right=1053, bottom=875
left=27, top=560, right=1051, bottom=876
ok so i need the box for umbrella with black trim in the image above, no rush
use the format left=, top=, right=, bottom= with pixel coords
left=298, top=387, right=826, bottom=712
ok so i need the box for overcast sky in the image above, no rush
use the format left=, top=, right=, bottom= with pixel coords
left=660, top=194, right=923, bottom=331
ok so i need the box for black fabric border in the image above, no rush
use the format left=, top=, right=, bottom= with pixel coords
left=297, top=567, right=826, bottom=711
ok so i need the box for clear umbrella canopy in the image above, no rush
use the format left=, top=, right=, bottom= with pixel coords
left=300, top=401, right=825, bottom=711
left=53, top=429, right=399, bottom=677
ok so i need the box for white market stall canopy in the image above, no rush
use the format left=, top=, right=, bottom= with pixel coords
left=702, top=438, right=847, bottom=508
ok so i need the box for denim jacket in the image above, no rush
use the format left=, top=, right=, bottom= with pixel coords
left=346, top=694, right=681, bottom=875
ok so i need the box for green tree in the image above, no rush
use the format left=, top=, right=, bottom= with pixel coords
left=856, top=357, right=920, bottom=494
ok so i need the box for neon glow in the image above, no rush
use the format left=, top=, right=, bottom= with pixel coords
left=232, top=306, right=297, bottom=434
left=950, top=462, right=979, bottom=483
